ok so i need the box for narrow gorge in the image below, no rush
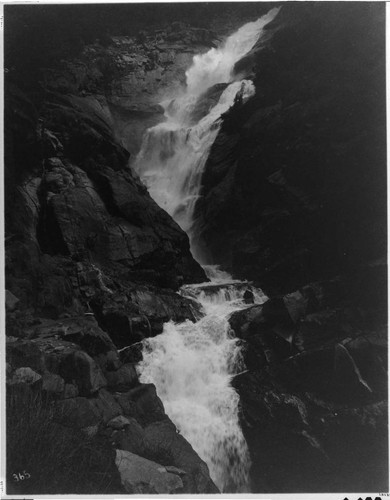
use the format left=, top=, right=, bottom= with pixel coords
left=133, top=12, right=275, bottom=491
left=4, top=2, right=387, bottom=496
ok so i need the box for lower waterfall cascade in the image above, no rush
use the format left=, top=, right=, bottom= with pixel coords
left=138, top=267, right=268, bottom=492
left=135, top=9, right=278, bottom=493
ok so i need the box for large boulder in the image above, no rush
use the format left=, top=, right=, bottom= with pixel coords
left=6, top=336, right=81, bottom=374
left=115, top=383, right=167, bottom=425
left=230, top=299, right=297, bottom=369
left=54, top=389, right=122, bottom=428
left=107, top=415, right=131, bottom=430
left=112, top=417, right=146, bottom=456
left=105, top=364, right=138, bottom=392
left=6, top=290, right=20, bottom=311
left=59, top=351, right=107, bottom=396
left=112, top=382, right=218, bottom=493
left=41, top=372, right=66, bottom=396
left=113, top=415, right=218, bottom=493
left=115, top=449, right=184, bottom=494
left=25, top=316, right=121, bottom=370
left=8, top=366, right=42, bottom=386
left=91, top=285, right=202, bottom=348
left=142, top=420, right=219, bottom=493
left=54, top=397, right=102, bottom=428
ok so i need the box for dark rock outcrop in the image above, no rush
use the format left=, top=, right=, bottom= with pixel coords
left=38, top=26, right=219, bottom=158
left=194, top=3, right=386, bottom=297
left=5, top=79, right=206, bottom=324
left=6, top=322, right=218, bottom=494
left=115, top=449, right=184, bottom=494
left=230, top=270, right=388, bottom=492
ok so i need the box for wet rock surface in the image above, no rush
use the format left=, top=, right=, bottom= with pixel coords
left=115, top=449, right=184, bottom=494
left=230, top=271, right=388, bottom=492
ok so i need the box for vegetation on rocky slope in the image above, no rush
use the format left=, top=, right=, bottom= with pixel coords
left=7, top=389, right=122, bottom=494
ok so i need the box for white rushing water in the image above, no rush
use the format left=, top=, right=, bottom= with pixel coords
left=135, top=9, right=277, bottom=493
left=138, top=267, right=267, bottom=492
left=134, top=8, right=280, bottom=257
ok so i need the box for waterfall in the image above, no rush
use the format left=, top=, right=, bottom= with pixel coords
left=138, top=268, right=267, bottom=492
left=185, top=8, right=279, bottom=96
left=134, top=7, right=279, bottom=258
left=134, top=81, right=255, bottom=254
left=135, top=9, right=278, bottom=493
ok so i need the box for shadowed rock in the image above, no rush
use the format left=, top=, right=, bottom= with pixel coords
left=115, top=449, right=184, bottom=494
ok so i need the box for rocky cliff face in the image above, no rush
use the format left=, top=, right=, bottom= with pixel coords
left=5, top=14, right=221, bottom=495
left=40, top=24, right=221, bottom=157
left=230, top=271, right=387, bottom=492
left=194, top=3, right=386, bottom=295
left=5, top=83, right=206, bottom=322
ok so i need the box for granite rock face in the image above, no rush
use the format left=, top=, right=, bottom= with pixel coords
left=194, top=3, right=386, bottom=296
left=115, top=449, right=184, bottom=494
left=230, top=269, right=387, bottom=492
left=39, top=25, right=219, bottom=157
left=5, top=81, right=206, bottom=320
left=5, top=15, right=217, bottom=495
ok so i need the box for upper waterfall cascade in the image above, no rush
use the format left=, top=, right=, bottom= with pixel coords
left=134, top=8, right=280, bottom=259
left=135, top=10, right=278, bottom=493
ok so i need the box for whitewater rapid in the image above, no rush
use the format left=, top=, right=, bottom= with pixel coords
left=138, top=267, right=267, bottom=491
left=135, top=9, right=278, bottom=493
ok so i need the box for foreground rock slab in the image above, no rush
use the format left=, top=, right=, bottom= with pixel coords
left=115, top=449, right=184, bottom=494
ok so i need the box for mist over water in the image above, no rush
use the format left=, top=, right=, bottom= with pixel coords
left=135, top=10, right=277, bottom=492
left=134, top=8, right=279, bottom=257
left=134, top=81, right=255, bottom=254
left=185, top=8, right=280, bottom=96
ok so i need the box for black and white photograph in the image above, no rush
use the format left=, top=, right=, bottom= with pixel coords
left=1, top=1, right=388, bottom=497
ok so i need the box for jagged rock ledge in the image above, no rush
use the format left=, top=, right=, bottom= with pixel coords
left=229, top=266, right=387, bottom=492
left=7, top=315, right=218, bottom=493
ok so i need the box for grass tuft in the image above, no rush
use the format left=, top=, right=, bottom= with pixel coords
left=6, top=387, right=123, bottom=494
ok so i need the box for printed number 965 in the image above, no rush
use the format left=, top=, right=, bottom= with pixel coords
left=13, top=471, right=30, bottom=482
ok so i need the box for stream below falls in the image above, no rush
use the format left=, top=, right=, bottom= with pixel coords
left=138, top=266, right=267, bottom=492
